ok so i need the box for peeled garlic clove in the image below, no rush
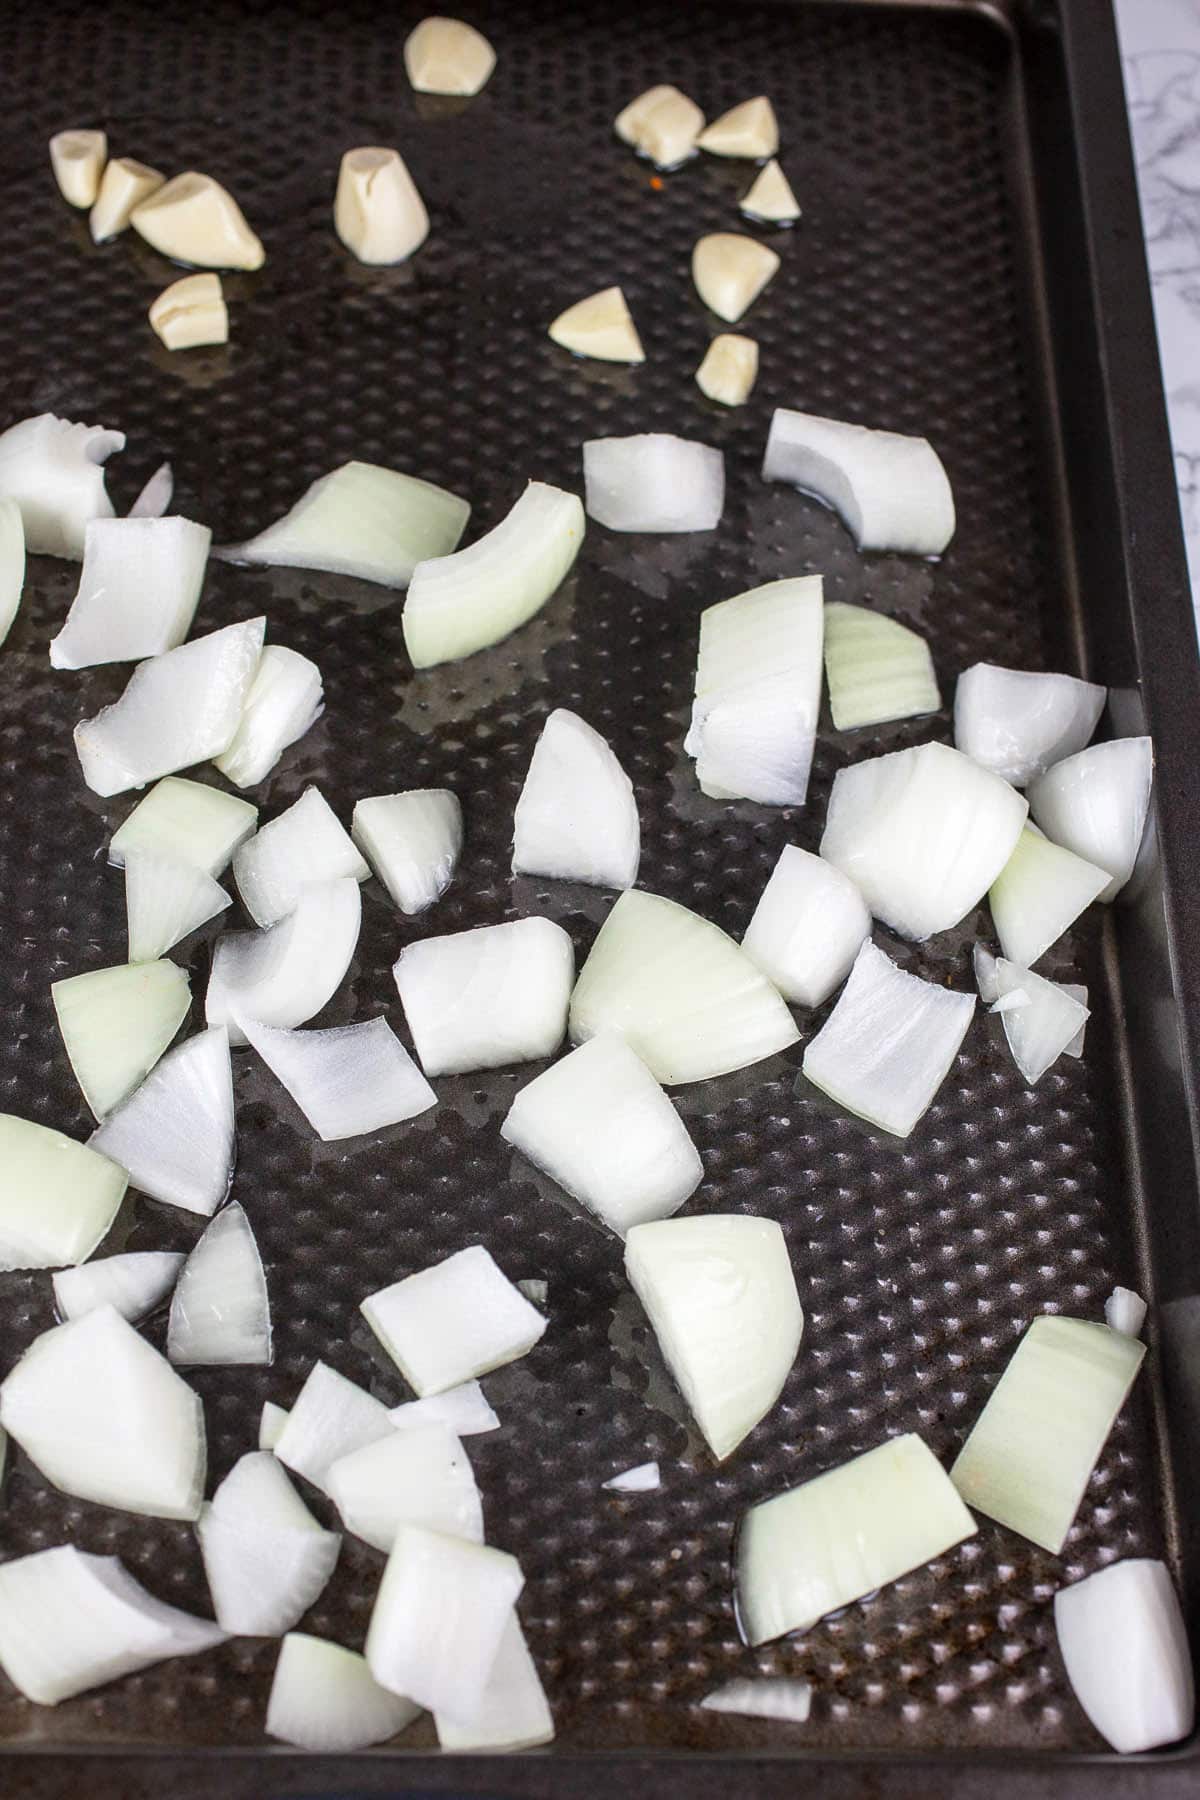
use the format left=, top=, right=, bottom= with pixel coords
left=548, top=286, right=644, bottom=364
left=49, top=129, right=107, bottom=207
left=695, top=333, right=759, bottom=407
left=132, top=172, right=265, bottom=271
left=692, top=234, right=780, bottom=324
left=334, top=147, right=429, bottom=265
left=697, top=96, right=778, bottom=159
left=149, top=273, right=229, bottom=350
left=90, top=157, right=165, bottom=242
left=404, top=16, right=496, bottom=96
left=615, top=85, right=705, bottom=170
left=740, top=159, right=800, bottom=224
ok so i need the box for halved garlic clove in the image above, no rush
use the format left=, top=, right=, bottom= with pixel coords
left=404, top=16, right=496, bottom=96
left=740, top=159, right=800, bottom=224
left=692, top=233, right=780, bottom=324
left=90, top=157, right=165, bottom=243
left=148, top=273, right=228, bottom=350
left=49, top=130, right=107, bottom=208
left=132, top=172, right=265, bottom=271
left=334, top=147, right=429, bottom=265
left=697, top=96, right=778, bottom=159
left=615, top=85, right=705, bottom=170
left=548, top=286, right=644, bottom=364
left=695, top=333, right=758, bottom=406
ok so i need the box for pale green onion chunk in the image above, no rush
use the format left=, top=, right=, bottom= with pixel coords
left=233, top=785, right=369, bottom=929
left=1105, top=1286, right=1147, bottom=1337
left=991, top=957, right=1089, bottom=1085
left=88, top=1025, right=235, bottom=1218
left=259, top=1401, right=289, bottom=1450
left=394, top=917, right=573, bottom=1077
left=949, top=1314, right=1146, bottom=1553
left=435, top=1615, right=554, bottom=1751
left=802, top=940, right=975, bottom=1138
left=954, top=662, right=1106, bottom=787
left=0, top=497, right=26, bottom=647
left=737, top=1433, right=976, bottom=1645
left=52, top=958, right=191, bottom=1119
left=699, top=1678, right=812, bottom=1724
left=197, top=1451, right=340, bottom=1636
left=741, top=845, right=871, bottom=1007
left=988, top=825, right=1108, bottom=968
left=205, top=877, right=362, bottom=1046
left=167, top=1201, right=271, bottom=1366
left=241, top=1015, right=436, bottom=1142
left=326, top=1421, right=483, bottom=1552
left=53, top=1251, right=183, bottom=1324
left=213, top=644, right=324, bottom=790
left=49, top=516, right=211, bottom=669
left=360, top=1245, right=547, bottom=1397
left=125, top=849, right=230, bottom=962
left=0, top=413, right=125, bottom=558
left=0, top=1115, right=127, bottom=1271
left=352, top=789, right=463, bottom=915
left=512, top=708, right=640, bottom=889
left=266, top=1632, right=420, bottom=1752
left=274, top=1362, right=394, bottom=1493
left=1028, top=737, right=1154, bottom=902
left=762, top=408, right=955, bottom=557
left=1055, top=1560, right=1194, bottom=1753
left=109, top=775, right=258, bottom=876
left=822, top=601, right=940, bottom=731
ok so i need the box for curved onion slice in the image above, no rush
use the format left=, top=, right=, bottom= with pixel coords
left=1027, top=737, right=1154, bottom=902
left=697, top=95, right=778, bottom=157
left=197, top=1452, right=340, bottom=1635
left=405, top=15, right=496, bottom=94
left=220, top=462, right=468, bottom=588
left=214, top=644, right=324, bottom=789
left=53, top=1251, right=183, bottom=1324
left=50, top=517, right=211, bottom=669
left=741, top=846, right=870, bottom=1007
left=167, top=1201, right=271, bottom=1366
left=110, top=775, right=258, bottom=876
left=267, top=1632, right=420, bottom=1751
left=389, top=1379, right=500, bottom=1436
left=234, top=787, right=368, bottom=928
left=0, top=414, right=125, bottom=558
left=129, top=461, right=174, bottom=519
left=686, top=575, right=824, bottom=805
left=125, top=849, right=230, bottom=962
left=992, top=957, right=1089, bottom=1085
left=1106, top=1286, right=1147, bottom=1338
left=0, top=1304, right=205, bottom=1519
left=569, top=889, right=799, bottom=1085
left=206, top=878, right=362, bottom=1047
left=548, top=286, right=645, bottom=363
left=0, top=1115, right=126, bottom=1271
left=692, top=233, right=780, bottom=324
left=741, top=160, right=800, bottom=224
left=583, top=434, right=724, bottom=533
left=241, top=1014, right=435, bottom=1141
left=988, top=825, right=1108, bottom=968
left=602, top=1461, right=660, bottom=1492
left=0, top=498, right=26, bottom=646
left=403, top=481, right=583, bottom=669
left=512, top=709, right=640, bottom=888
left=260, top=1400, right=289, bottom=1449
left=353, top=789, right=462, bottom=914
left=435, top=1615, right=554, bottom=1751
left=275, top=1361, right=395, bottom=1492
left=1055, top=1560, right=1194, bottom=1754
left=0, top=1547, right=224, bottom=1705
left=361, top=1245, right=547, bottom=1396
left=823, top=601, right=939, bottom=730
left=501, top=1034, right=701, bottom=1236
left=394, top=916, right=573, bottom=1076
left=327, top=1421, right=483, bottom=1551
left=700, top=1679, right=812, bottom=1724
left=75, top=616, right=266, bottom=796
left=820, top=741, right=1027, bottom=940
left=89, top=1026, right=235, bottom=1218
left=954, top=663, right=1106, bottom=786
left=615, top=85, right=705, bottom=169
left=802, top=939, right=976, bottom=1137
left=625, top=1214, right=802, bottom=1460
left=763, top=408, right=955, bottom=556
left=52, top=958, right=190, bottom=1119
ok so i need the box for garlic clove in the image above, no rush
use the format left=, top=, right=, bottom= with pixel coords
left=614, top=85, right=705, bottom=170
left=548, top=286, right=645, bottom=364
left=692, top=234, right=780, bottom=324
left=49, top=130, right=107, bottom=208
left=404, top=16, right=496, bottom=96
left=90, top=157, right=165, bottom=243
left=131, top=172, right=265, bottom=271
left=697, top=96, right=779, bottom=159
left=148, top=274, right=229, bottom=351
left=334, top=147, right=429, bottom=266
left=740, top=159, right=800, bottom=225
left=695, top=333, right=758, bottom=406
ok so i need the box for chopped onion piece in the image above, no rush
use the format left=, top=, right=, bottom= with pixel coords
left=1055, top=1560, right=1194, bottom=1753
left=0, top=498, right=25, bottom=647
left=686, top=576, right=824, bottom=806
left=214, top=644, right=324, bottom=789
left=197, top=1451, right=340, bottom=1635
left=700, top=1678, right=812, bottom=1724
left=1063, top=982, right=1088, bottom=1056
left=234, top=786, right=368, bottom=928
left=988, top=825, right=1108, bottom=969
left=327, top=1421, right=483, bottom=1551
left=692, top=233, right=780, bottom=324
left=206, top=877, right=362, bottom=1047
left=820, top=741, right=1027, bottom=939
left=742, top=846, right=870, bottom=1008
left=221, top=461, right=468, bottom=587
left=737, top=1433, right=976, bottom=1644
left=950, top=1314, right=1146, bottom=1553
left=512, top=708, right=640, bottom=889
left=131, top=171, right=265, bottom=270
left=334, top=147, right=428, bottom=265
left=90, top=155, right=164, bottom=242
left=274, top=1362, right=395, bottom=1492
left=548, top=286, right=644, bottom=364
left=394, top=916, right=573, bottom=1076
left=75, top=615, right=266, bottom=796
left=697, top=96, right=779, bottom=158
left=741, top=160, right=800, bottom=224
left=267, top=1632, right=420, bottom=1751
left=168, top=1201, right=271, bottom=1366
left=389, top=1379, right=500, bottom=1437
left=973, top=943, right=999, bottom=1004
left=352, top=789, right=462, bottom=914
left=89, top=1026, right=235, bottom=1218
left=52, top=958, right=190, bottom=1119
left=49, top=129, right=107, bottom=207
left=55, top=514, right=205, bottom=662
left=696, top=333, right=759, bottom=407
left=992, top=957, right=1090, bottom=1085
left=803, top=939, right=975, bottom=1137
left=241, top=1014, right=435, bottom=1141
left=361, top=1245, right=547, bottom=1396
left=954, top=663, right=1106, bottom=786
left=435, top=1616, right=554, bottom=1751
left=615, top=85, right=705, bottom=169
left=125, top=849, right=230, bottom=962
left=823, top=600, right=939, bottom=730
left=602, top=1461, right=660, bottom=1493
left=0, top=1304, right=205, bottom=1519
left=569, top=888, right=799, bottom=1085
left=53, top=1251, right=183, bottom=1324
left=517, top=1278, right=547, bottom=1304
left=501, top=1034, right=701, bottom=1236
left=1028, top=737, right=1154, bottom=902
left=0, top=1546, right=224, bottom=1705
left=366, top=1523, right=523, bottom=1721
left=0, top=1115, right=126, bottom=1272
left=109, top=775, right=258, bottom=876
left=129, top=461, right=174, bottom=519
left=583, top=434, right=724, bottom=534
left=260, top=1401, right=289, bottom=1450
left=763, top=408, right=955, bottom=556
left=404, top=481, right=583, bottom=668
left=0, top=414, right=125, bottom=559
left=405, top=15, right=496, bottom=95
left=1105, top=1287, right=1147, bottom=1338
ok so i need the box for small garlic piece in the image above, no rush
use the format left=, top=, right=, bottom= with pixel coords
left=548, top=286, right=644, bottom=364
left=49, top=130, right=107, bottom=208
left=334, top=147, right=429, bottom=266
left=741, top=160, right=800, bottom=225
left=131, top=172, right=265, bottom=271
left=90, top=158, right=166, bottom=243
left=149, top=274, right=229, bottom=351
left=692, top=234, right=780, bottom=324
left=615, top=85, right=705, bottom=170
left=404, top=16, right=496, bottom=96
left=696, top=334, right=759, bottom=407
left=697, top=97, right=779, bottom=160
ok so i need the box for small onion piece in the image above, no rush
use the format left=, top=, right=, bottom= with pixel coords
left=274, top=1362, right=395, bottom=1493
left=260, top=1401, right=289, bottom=1450
left=89, top=1026, right=235, bottom=1218
left=1063, top=982, right=1088, bottom=1057
left=1105, top=1287, right=1148, bottom=1338
left=0, top=1115, right=126, bottom=1272
left=389, top=1379, right=500, bottom=1437
left=512, top=708, right=640, bottom=889
left=1055, top=1560, right=1194, bottom=1754
left=988, top=825, right=1108, bottom=969
left=435, top=1615, right=554, bottom=1751
left=615, top=85, right=705, bottom=169
left=327, top=1421, right=483, bottom=1552
left=352, top=789, right=463, bottom=914
left=234, top=786, right=369, bottom=928
left=740, top=160, right=800, bottom=224
left=205, top=877, right=362, bottom=1046
left=361, top=1245, right=547, bottom=1396
left=823, top=600, right=940, bottom=730
left=700, top=1679, right=812, bottom=1724
left=1028, top=737, right=1154, bottom=903
left=763, top=408, right=955, bottom=556
left=53, top=1251, right=184, bottom=1324
left=583, top=434, right=724, bottom=534
left=109, top=775, right=258, bottom=876
left=125, top=849, right=230, bottom=962
left=697, top=96, right=779, bottom=158
left=49, top=516, right=211, bottom=669
left=213, top=644, right=324, bottom=790
left=404, top=16, right=497, bottom=95
left=602, top=1461, right=661, bottom=1493
left=0, top=413, right=125, bottom=559
left=692, top=234, right=780, bottom=325
left=267, top=1632, right=420, bottom=1752
left=548, top=286, right=644, bottom=364
left=742, top=846, right=871, bottom=1007
left=954, top=663, right=1106, bottom=786
left=128, top=461, right=174, bottom=520
left=974, top=942, right=1000, bottom=1004
left=52, top=958, right=191, bottom=1120
left=991, top=957, right=1090, bottom=1085
left=167, top=1201, right=271, bottom=1366
left=517, top=1278, right=548, bottom=1305
left=394, top=916, right=573, bottom=1076
left=197, top=1452, right=340, bottom=1636
left=0, top=498, right=27, bottom=647
left=241, top=1015, right=436, bottom=1141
